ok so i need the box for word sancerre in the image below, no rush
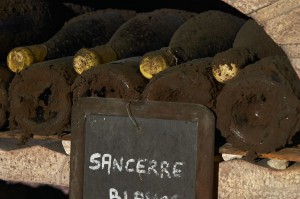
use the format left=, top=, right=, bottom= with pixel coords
left=89, top=153, right=185, bottom=179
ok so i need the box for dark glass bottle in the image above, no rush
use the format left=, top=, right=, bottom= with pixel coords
left=72, top=57, right=148, bottom=101
left=9, top=57, right=77, bottom=136
left=73, top=8, right=196, bottom=74
left=142, top=58, right=222, bottom=110
left=211, top=19, right=286, bottom=83
left=0, top=0, right=74, bottom=60
left=139, top=10, right=246, bottom=79
left=7, top=9, right=136, bottom=72
left=216, top=56, right=300, bottom=154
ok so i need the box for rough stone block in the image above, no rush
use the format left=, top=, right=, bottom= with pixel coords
left=218, top=159, right=300, bottom=199
left=250, top=0, right=300, bottom=24
left=0, top=145, right=70, bottom=186
left=280, top=44, right=300, bottom=58
left=222, top=0, right=279, bottom=15
left=265, top=6, right=300, bottom=44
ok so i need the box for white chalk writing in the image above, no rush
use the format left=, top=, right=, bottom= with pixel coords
left=109, top=188, right=179, bottom=199
left=89, top=153, right=184, bottom=179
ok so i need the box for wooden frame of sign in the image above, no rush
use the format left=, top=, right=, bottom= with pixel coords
left=70, top=97, right=215, bottom=199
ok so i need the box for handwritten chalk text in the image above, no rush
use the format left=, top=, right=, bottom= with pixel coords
left=109, top=188, right=179, bottom=199
left=89, top=153, right=184, bottom=179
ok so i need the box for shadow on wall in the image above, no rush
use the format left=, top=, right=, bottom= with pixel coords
left=0, top=180, right=68, bottom=199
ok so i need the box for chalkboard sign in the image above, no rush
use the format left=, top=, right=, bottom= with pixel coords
left=70, top=98, right=215, bottom=199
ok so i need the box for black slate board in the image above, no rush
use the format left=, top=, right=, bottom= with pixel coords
left=70, top=97, right=215, bottom=199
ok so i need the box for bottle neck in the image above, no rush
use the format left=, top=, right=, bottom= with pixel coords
left=7, top=44, right=47, bottom=73
left=161, top=47, right=186, bottom=65
left=139, top=48, right=179, bottom=79
left=92, top=45, right=118, bottom=64
left=73, top=45, right=117, bottom=74
left=160, top=47, right=179, bottom=67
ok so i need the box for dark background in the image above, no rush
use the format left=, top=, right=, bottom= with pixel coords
left=62, top=0, right=247, bottom=18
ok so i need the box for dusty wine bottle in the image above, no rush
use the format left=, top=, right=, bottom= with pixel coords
left=212, top=19, right=286, bottom=83
left=0, top=63, right=14, bottom=130
left=215, top=56, right=300, bottom=154
left=9, top=57, right=77, bottom=137
left=139, top=10, right=246, bottom=79
left=0, top=0, right=74, bottom=60
left=72, top=57, right=148, bottom=101
left=141, top=58, right=222, bottom=110
left=73, top=8, right=196, bottom=74
left=7, top=9, right=136, bottom=72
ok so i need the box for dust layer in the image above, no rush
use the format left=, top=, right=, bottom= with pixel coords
left=72, top=57, right=148, bottom=101
left=142, top=58, right=222, bottom=110
left=45, top=9, right=136, bottom=59
left=9, top=57, right=77, bottom=136
left=216, top=56, right=300, bottom=154
left=169, top=10, right=246, bottom=62
left=212, top=47, right=258, bottom=70
left=108, top=8, right=196, bottom=59
left=233, top=19, right=286, bottom=59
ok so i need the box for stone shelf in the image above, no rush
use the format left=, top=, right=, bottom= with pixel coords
left=0, top=133, right=70, bottom=187
left=1, top=135, right=300, bottom=199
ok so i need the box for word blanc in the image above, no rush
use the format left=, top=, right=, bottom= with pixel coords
left=109, top=188, right=179, bottom=199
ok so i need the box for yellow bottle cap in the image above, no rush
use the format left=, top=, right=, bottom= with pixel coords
left=7, top=45, right=47, bottom=73
left=73, top=45, right=117, bottom=74
left=212, top=63, right=240, bottom=83
left=140, top=48, right=176, bottom=79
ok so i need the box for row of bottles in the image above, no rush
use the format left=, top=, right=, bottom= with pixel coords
left=7, top=9, right=137, bottom=72
left=6, top=8, right=197, bottom=139
left=72, top=8, right=196, bottom=74
left=1, top=3, right=299, bottom=156
left=139, top=10, right=245, bottom=79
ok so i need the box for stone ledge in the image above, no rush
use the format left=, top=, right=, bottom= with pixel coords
left=222, top=0, right=279, bottom=15
left=264, top=6, right=300, bottom=44
left=1, top=140, right=300, bottom=198
left=0, top=139, right=70, bottom=187
left=250, top=0, right=300, bottom=25
left=218, top=159, right=300, bottom=199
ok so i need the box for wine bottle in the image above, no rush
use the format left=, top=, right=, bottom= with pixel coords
left=73, top=8, right=196, bottom=74
left=7, top=9, right=136, bottom=72
left=141, top=57, right=226, bottom=152
left=212, top=19, right=286, bottom=83
left=141, top=58, right=222, bottom=109
left=215, top=56, right=300, bottom=154
left=9, top=57, right=77, bottom=136
left=139, top=10, right=246, bottom=79
left=0, top=0, right=74, bottom=60
left=0, top=63, right=14, bottom=130
left=72, top=57, right=148, bottom=101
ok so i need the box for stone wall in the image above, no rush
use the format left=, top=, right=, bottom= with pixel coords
left=222, top=0, right=300, bottom=77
